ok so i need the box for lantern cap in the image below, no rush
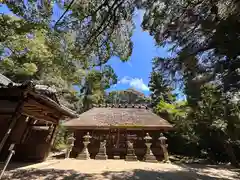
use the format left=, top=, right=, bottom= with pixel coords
left=83, top=132, right=92, bottom=139
left=144, top=133, right=152, bottom=140
left=158, top=133, right=167, bottom=140
left=68, top=136, right=75, bottom=140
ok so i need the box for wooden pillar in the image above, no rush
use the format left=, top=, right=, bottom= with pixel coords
left=49, top=124, right=58, bottom=146
left=44, top=124, right=58, bottom=160
left=20, top=117, right=31, bottom=144
left=116, top=128, right=120, bottom=148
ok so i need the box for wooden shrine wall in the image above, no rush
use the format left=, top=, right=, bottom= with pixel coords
left=0, top=115, right=28, bottom=160
left=0, top=115, right=12, bottom=145
left=0, top=113, right=56, bottom=162
left=15, top=126, right=53, bottom=162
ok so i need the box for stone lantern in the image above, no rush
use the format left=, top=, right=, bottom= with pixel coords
left=65, top=135, right=75, bottom=159
left=143, top=133, right=157, bottom=163
left=77, top=132, right=92, bottom=160
left=158, top=133, right=170, bottom=163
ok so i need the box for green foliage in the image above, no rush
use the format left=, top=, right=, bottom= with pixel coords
left=153, top=83, right=240, bottom=165
left=140, top=0, right=240, bottom=106
left=141, top=0, right=240, bottom=165
left=52, top=125, right=70, bottom=152
left=156, top=100, right=188, bottom=118
left=149, top=58, right=176, bottom=109
left=0, top=1, right=133, bottom=112
left=19, top=63, right=38, bottom=76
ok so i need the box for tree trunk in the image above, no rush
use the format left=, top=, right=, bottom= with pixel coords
left=224, top=140, right=239, bottom=167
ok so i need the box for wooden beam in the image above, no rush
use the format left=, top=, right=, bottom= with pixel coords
left=23, top=99, right=61, bottom=118
left=0, top=100, right=18, bottom=114
left=20, top=118, right=33, bottom=144
left=32, top=126, right=50, bottom=130
left=44, top=124, right=58, bottom=160
left=23, top=107, right=59, bottom=120
left=22, top=111, right=58, bottom=124
left=29, top=124, right=52, bottom=127
left=0, top=88, right=24, bottom=98
left=0, top=114, right=12, bottom=119
left=22, top=99, right=61, bottom=124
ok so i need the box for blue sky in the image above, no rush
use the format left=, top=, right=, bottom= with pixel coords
left=107, top=10, right=171, bottom=96
left=0, top=4, right=181, bottom=98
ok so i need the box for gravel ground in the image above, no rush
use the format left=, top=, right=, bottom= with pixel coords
left=2, top=159, right=240, bottom=180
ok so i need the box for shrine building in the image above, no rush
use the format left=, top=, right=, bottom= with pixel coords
left=0, top=74, right=77, bottom=162
left=63, top=104, right=173, bottom=161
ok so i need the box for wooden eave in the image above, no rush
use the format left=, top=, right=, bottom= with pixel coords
left=62, top=125, right=174, bottom=131
left=27, top=91, right=77, bottom=119
left=0, top=85, right=77, bottom=124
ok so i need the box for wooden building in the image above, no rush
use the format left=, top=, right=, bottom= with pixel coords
left=63, top=104, right=173, bottom=161
left=0, top=76, right=77, bottom=162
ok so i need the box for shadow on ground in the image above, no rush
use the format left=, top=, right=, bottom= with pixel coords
left=1, top=167, right=239, bottom=180
left=0, top=162, right=35, bottom=171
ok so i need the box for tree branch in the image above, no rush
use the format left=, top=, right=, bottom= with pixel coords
left=86, top=0, right=123, bottom=47
left=54, top=0, right=75, bottom=29
left=60, top=0, right=110, bottom=29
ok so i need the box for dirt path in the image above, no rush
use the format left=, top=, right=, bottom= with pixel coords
left=2, top=159, right=240, bottom=180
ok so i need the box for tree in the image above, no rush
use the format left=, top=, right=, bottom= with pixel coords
left=0, top=1, right=131, bottom=111
left=80, top=66, right=118, bottom=111
left=141, top=0, right=240, bottom=105
left=0, top=28, right=82, bottom=90
left=154, top=83, right=240, bottom=166
left=190, top=84, right=240, bottom=166
left=149, top=58, right=176, bottom=109
left=104, top=88, right=149, bottom=105
left=58, top=0, right=135, bottom=61
left=3, top=0, right=135, bottom=65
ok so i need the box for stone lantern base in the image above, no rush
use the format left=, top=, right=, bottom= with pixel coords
left=95, top=140, right=108, bottom=160
left=163, top=159, right=171, bottom=163
left=77, top=151, right=90, bottom=160
left=77, top=146, right=90, bottom=160
left=144, top=142, right=158, bottom=163
left=125, top=148, right=138, bottom=161
left=125, top=154, right=138, bottom=161
left=95, top=155, right=108, bottom=160
left=144, top=154, right=158, bottom=163
left=95, top=154, right=108, bottom=160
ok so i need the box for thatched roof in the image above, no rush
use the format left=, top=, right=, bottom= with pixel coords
left=63, top=105, right=173, bottom=130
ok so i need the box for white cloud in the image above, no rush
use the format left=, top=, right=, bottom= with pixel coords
left=127, top=61, right=132, bottom=67
left=118, top=76, right=149, bottom=91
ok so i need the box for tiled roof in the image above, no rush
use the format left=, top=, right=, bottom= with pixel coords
left=63, top=105, right=173, bottom=129
left=0, top=74, right=77, bottom=118
left=0, top=73, right=14, bottom=86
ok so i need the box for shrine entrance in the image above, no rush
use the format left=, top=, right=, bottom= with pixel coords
left=107, top=128, right=127, bottom=158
